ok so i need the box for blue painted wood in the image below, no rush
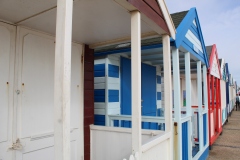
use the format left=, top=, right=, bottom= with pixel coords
left=157, top=75, right=161, bottom=84
left=198, top=147, right=209, bottom=160
left=182, top=121, right=188, bottom=160
left=94, top=64, right=105, bottom=77
left=203, top=113, right=207, bottom=146
left=94, top=89, right=105, bottom=102
left=108, top=90, right=119, bottom=102
left=120, top=57, right=158, bottom=130
left=157, top=108, right=161, bottom=116
left=157, top=92, right=161, bottom=100
left=94, top=115, right=105, bottom=126
left=108, top=64, right=119, bottom=78
left=174, top=8, right=209, bottom=68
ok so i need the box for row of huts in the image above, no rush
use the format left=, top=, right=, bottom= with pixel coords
left=0, top=0, right=237, bottom=160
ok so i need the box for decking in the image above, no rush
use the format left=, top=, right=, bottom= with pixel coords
left=208, top=109, right=240, bottom=160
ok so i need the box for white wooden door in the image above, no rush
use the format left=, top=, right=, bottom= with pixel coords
left=0, top=22, right=16, bottom=160
left=15, top=27, right=83, bottom=160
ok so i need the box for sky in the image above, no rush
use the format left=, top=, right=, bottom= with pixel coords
left=165, top=0, right=240, bottom=84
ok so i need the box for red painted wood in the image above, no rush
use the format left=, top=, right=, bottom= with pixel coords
left=143, top=0, right=163, bottom=16
left=127, top=0, right=170, bottom=34
left=84, top=45, right=94, bottom=160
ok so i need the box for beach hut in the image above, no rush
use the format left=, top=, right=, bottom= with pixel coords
left=219, top=58, right=228, bottom=125
left=206, top=45, right=222, bottom=149
left=0, top=0, right=175, bottom=160
left=94, top=8, right=209, bottom=160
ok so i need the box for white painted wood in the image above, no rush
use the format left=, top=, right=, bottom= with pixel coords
left=162, top=35, right=172, bottom=132
left=193, top=19, right=197, bottom=27
left=90, top=125, right=163, bottom=160
left=157, top=0, right=176, bottom=39
left=185, top=53, right=192, bottom=116
left=197, top=61, right=203, bottom=151
left=131, top=11, right=142, bottom=156
left=0, top=22, right=16, bottom=160
left=15, top=27, right=83, bottom=160
left=54, top=0, right=73, bottom=158
left=210, top=55, right=220, bottom=79
left=162, top=34, right=172, bottom=160
left=172, top=48, right=182, bottom=160
left=185, top=30, right=203, bottom=53
left=94, top=59, right=106, bottom=65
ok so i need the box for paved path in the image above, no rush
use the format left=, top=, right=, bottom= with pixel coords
left=208, top=110, right=240, bottom=160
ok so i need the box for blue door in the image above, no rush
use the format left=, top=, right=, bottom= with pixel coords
left=120, top=57, right=157, bottom=129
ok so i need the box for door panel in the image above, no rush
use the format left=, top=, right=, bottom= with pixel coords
left=0, top=22, right=15, bottom=160
left=16, top=27, right=83, bottom=160
left=120, top=57, right=157, bottom=128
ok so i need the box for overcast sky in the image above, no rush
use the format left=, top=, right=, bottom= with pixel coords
left=165, top=0, right=240, bottom=84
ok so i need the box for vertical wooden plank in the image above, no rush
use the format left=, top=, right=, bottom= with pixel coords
left=203, top=65, right=209, bottom=145
left=162, top=34, right=172, bottom=160
left=54, top=0, right=73, bottom=159
left=185, top=52, right=192, bottom=160
left=131, top=10, right=142, bottom=157
left=197, top=61, right=203, bottom=151
left=105, top=58, right=109, bottom=126
left=172, top=48, right=182, bottom=160
left=84, top=45, right=94, bottom=160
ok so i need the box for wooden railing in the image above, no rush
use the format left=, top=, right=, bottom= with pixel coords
left=108, top=115, right=165, bottom=130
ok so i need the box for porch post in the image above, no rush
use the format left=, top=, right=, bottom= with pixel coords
left=172, top=48, right=182, bottom=160
left=131, top=10, right=142, bottom=156
left=203, top=65, right=209, bottom=144
left=197, top=61, right=203, bottom=151
left=162, top=34, right=173, bottom=160
left=185, top=52, right=192, bottom=159
left=54, top=0, right=73, bottom=160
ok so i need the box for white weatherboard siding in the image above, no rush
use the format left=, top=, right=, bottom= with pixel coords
left=210, top=55, right=220, bottom=79
left=185, top=30, right=203, bottom=53
left=0, top=22, right=15, bottom=160
left=14, top=27, right=83, bottom=160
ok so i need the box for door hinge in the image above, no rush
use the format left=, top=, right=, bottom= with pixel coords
left=9, top=139, right=23, bottom=150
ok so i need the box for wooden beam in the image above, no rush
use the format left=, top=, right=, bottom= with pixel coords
left=197, top=61, right=203, bottom=151
left=131, top=10, right=142, bottom=157
left=172, top=48, right=182, bottom=160
left=203, top=65, right=209, bottom=145
left=185, top=52, right=192, bottom=159
left=54, top=0, right=73, bottom=159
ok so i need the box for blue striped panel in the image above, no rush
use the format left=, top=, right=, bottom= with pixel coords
left=157, top=92, right=161, bottom=100
left=108, top=64, right=119, bottom=78
left=94, top=64, right=105, bottom=77
left=94, top=89, right=119, bottom=102
left=157, top=75, right=161, bottom=84
left=182, top=121, right=188, bottom=160
left=108, top=90, right=119, bottom=102
left=203, top=113, right=207, bottom=146
left=94, top=89, right=105, bottom=102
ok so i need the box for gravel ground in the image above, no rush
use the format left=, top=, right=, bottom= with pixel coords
left=208, top=110, right=240, bottom=160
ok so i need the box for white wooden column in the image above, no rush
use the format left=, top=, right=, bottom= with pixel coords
left=131, top=11, right=142, bottom=156
left=172, top=48, right=182, bottom=160
left=54, top=0, right=73, bottom=160
left=197, top=61, right=203, bottom=151
left=203, top=65, right=209, bottom=144
left=162, top=34, right=173, bottom=160
left=185, top=52, right=192, bottom=160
